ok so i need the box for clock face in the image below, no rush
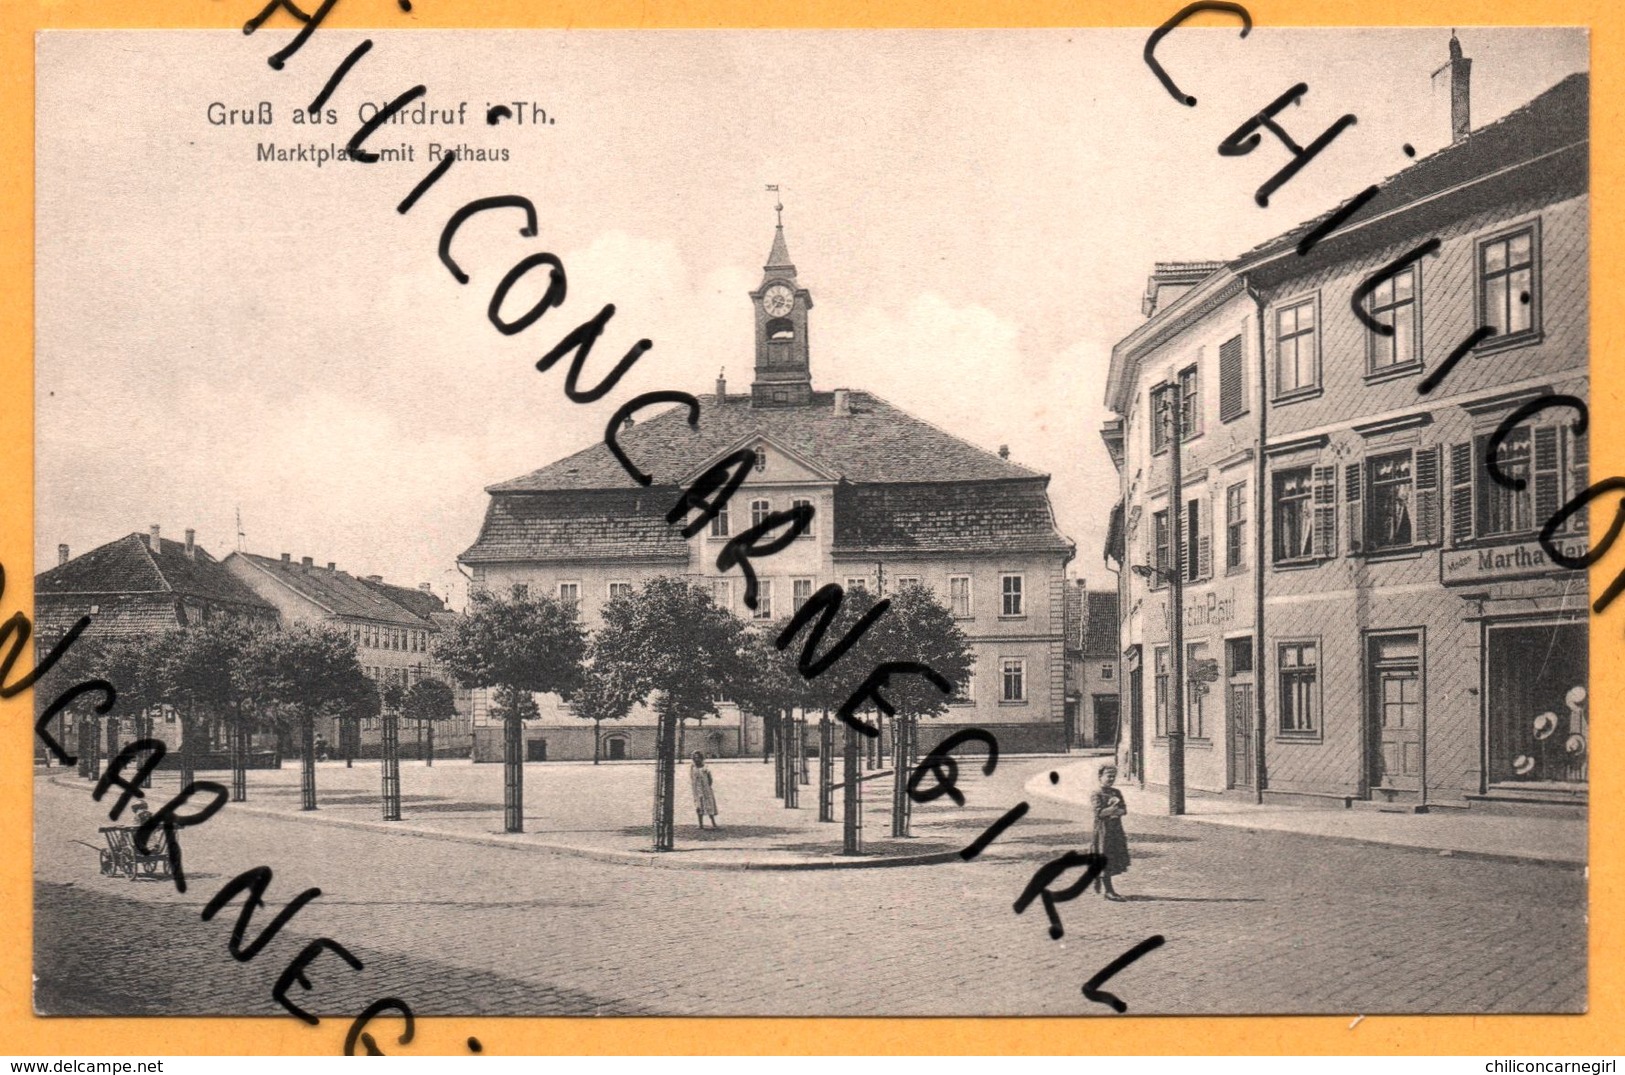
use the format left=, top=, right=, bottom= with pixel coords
left=763, top=284, right=795, bottom=317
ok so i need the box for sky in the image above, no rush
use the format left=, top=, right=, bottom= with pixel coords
left=35, top=27, right=1588, bottom=606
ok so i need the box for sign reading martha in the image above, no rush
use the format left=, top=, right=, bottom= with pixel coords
left=1441, top=536, right=1588, bottom=585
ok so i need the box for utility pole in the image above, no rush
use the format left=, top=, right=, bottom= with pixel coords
left=1167, top=375, right=1187, bottom=817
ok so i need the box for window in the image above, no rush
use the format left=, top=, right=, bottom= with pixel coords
left=709, top=578, right=733, bottom=611
left=1186, top=642, right=1209, bottom=738
left=1278, top=641, right=1320, bottom=735
left=1182, top=498, right=1209, bottom=582
left=1150, top=383, right=1173, bottom=454
left=1000, top=658, right=1026, bottom=702
left=1153, top=646, right=1169, bottom=737
left=1218, top=335, right=1246, bottom=421
left=1274, top=297, right=1318, bottom=397
left=846, top=577, right=868, bottom=594
left=1450, top=425, right=1585, bottom=545
left=1101, top=664, right=1114, bottom=680
left=1152, top=510, right=1170, bottom=586
left=754, top=448, right=767, bottom=472
left=949, top=575, right=972, bottom=618
left=751, top=499, right=771, bottom=529
left=792, top=578, right=814, bottom=613
left=895, top=576, right=921, bottom=591
left=1349, top=448, right=1441, bottom=553
left=950, top=671, right=974, bottom=706
left=558, top=581, right=580, bottom=608
left=1272, top=465, right=1335, bottom=563
left=752, top=580, right=774, bottom=620
left=1226, top=636, right=1254, bottom=676
left=710, top=504, right=730, bottom=537
left=1479, top=225, right=1538, bottom=345
left=1226, top=482, right=1247, bottom=573
left=1367, top=265, right=1419, bottom=373
left=1368, top=451, right=1414, bottom=549
left=608, top=581, right=633, bottom=600
left=1000, top=574, right=1024, bottom=617
left=792, top=497, right=815, bottom=537
left=1178, top=364, right=1201, bottom=439
left=512, top=584, right=529, bottom=600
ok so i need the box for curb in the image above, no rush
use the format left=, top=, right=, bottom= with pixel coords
left=46, top=775, right=964, bottom=872
left=1025, top=768, right=1586, bottom=871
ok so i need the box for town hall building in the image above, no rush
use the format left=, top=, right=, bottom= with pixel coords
left=458, top=223, right=1076, bottom=761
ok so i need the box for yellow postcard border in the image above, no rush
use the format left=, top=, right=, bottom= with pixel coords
left=0, top=0, right=1614, bottom=1057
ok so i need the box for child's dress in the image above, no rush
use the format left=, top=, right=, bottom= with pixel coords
left=1091, top=787, right=1130, bottom=877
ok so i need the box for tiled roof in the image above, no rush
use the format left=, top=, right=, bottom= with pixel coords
left=489, top=391, right=1043, bottom=493
left=832, top=480, right=1072, bottom=555
left=355, top=576, right=447, bottom=620
left=235, top=553, right=432, bottom=626
left=1232, top=72, right=1588, bottom=269
left=1083, top=591, right=1119, bottom=657
left=461, top=490, right=692, bottom=565
left=35, top=533, right=274, bottom=611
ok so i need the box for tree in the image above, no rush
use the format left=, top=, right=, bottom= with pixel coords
left=99, top=635, right=164, bottom=786
left=33, top=632, right=107, bottom=777
left=591, top=577, right=744, bottom=850
left=569, top=651, right=636, bottom=765
left=156, top=618, right=257, bottom=791
left=434, top=588, right=587, bottom=833
left=246, top=622, right=372, bottom=811
left=729, top=624, right=809, bottom=805
left=867, top=584, right=973, bottom=837
left=380, top=679, right=406, bottom=820
left=402, top=677, right=457, bottom=767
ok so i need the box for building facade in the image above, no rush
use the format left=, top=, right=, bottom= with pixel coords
left=459, top=223, right=1077, bottom=762
left=1105, top=53, right=1588, bottom=807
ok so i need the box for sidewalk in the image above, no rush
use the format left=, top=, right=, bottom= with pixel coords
left=1029, top=760, right=1587, bottom=867
left=51, top=757, right=979, bottom=870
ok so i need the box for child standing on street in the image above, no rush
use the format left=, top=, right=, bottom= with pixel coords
left=690, top=752, right=719, bottom=829
left=1091, top=763, right=1130, bottom=901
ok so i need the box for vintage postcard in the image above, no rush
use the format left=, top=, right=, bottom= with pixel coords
left=14, top=11, right=1606, bottom=1049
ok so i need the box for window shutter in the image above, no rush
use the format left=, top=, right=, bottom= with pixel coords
left=1345, top=463, right=1364, bottom=554
left=1198, top=533, right=1212, bottom=580
left=1532, top=424, right=1562, bottom=532
left=1568, top=426, right=1589, bottom=533
left=1449, top=441, right=1475, bottom=546
left=1414, top=445, right=1441, bottom=545
left=1312, top=465, right=1338, bottom=559
left=1219, top=336, right=1244, bottom=421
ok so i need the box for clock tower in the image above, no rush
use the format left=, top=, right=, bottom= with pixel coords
left=750, top=222, right=814, bottom=407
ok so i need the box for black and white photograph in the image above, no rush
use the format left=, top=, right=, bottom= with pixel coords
left=31, top=25, right=1589, bottom=1018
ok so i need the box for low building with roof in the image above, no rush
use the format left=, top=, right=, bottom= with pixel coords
left=460, top=222, right=1076, bottom=762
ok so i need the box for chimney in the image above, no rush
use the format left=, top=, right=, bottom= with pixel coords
left=184, top=528, right=196, bottom=559
left=327, top=562, right=336, bottom=572
left=833, top=388, right=850, bottom=417
left=716, top=369, right=727, bottom=404
left=148, top=524, right=161, bottom=553
left=418, top=582, right=433, bottom=592
left=57, top=544, right=69, bottom=566
left=368, top=574, right=383, bottom=584
left=281, top=552, right=291, bottom=564
left=301, top=556, right=313, bottom=569
left=1432, top=32, right=1471, bottom=144
left=999, top=444, right=1010, bottom=459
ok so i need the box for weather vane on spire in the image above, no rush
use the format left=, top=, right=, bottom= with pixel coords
left=767, top=184, right=783, bottom=227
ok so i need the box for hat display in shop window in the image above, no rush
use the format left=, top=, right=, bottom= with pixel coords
left=1533, top=711, right=1559, bottom=740
left=1566, top=685, right=1587, bottom=708
left=1513, top=755, right=1537, bottom=776
left=1566, top=733, right=1587, bottom=756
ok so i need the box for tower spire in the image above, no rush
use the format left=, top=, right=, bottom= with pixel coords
left=764, top=186, right=794, bottom=271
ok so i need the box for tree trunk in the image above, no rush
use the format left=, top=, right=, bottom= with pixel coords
left=382, top=710, right=401, bottom=821
left=763, top=713, right=773, bottom=763
left=891, top=714, right=914, bottom=837
left=503, top=712, right=523, bottom=833
left=593, top=719, right=601, bottom=765
left=818, top=712, right=835, bottom=823
left=345, top=716, right=355, bottom=768
left=426, top=720, right=435, bottom=767
left=140, top=712, right=154, bottom=789
left=231, top=718, right=248, bottom=803
left=781, top=712, right=799, bottom=809
left=843, top=720, right=862, bottom=855
left=652, top=708, right=678, bottom=851
left=300, top=715, right=317, bottom=811
left=179, top=710, right=197, bottom=790
left=415, top=719, right=424, bottom=763
left=772, top=714, right=784, bottom=798
left=105, top=715, right=120, bottom=764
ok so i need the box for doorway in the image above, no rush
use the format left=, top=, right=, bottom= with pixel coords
left=526, top=739, right=548, bottom=762
left=1092, top=696, right=1120, bottom=751
left=1366, top=632, right=1422, bottom=794
left=606, top=737, right=627, bottom=761
left=1225, top=636, right=1254, bottom=788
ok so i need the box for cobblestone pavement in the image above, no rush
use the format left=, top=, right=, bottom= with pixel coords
left=33, top=759, right=1584, bottom=1017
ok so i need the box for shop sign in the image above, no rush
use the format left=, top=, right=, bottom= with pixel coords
left=1441, top=535, right=1588, bottom=585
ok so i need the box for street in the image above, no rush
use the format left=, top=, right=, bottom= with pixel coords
left=33, top=756, right=1585, bottom=1017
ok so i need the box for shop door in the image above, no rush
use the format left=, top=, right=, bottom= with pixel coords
left=1093, top=696, right=1120, bottom=750
left=1225, top=637, right=1254, bottom=788
left=1127, top=664, right=1144, bottom=783
left=1367, top=633, right=1422, bottom=793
